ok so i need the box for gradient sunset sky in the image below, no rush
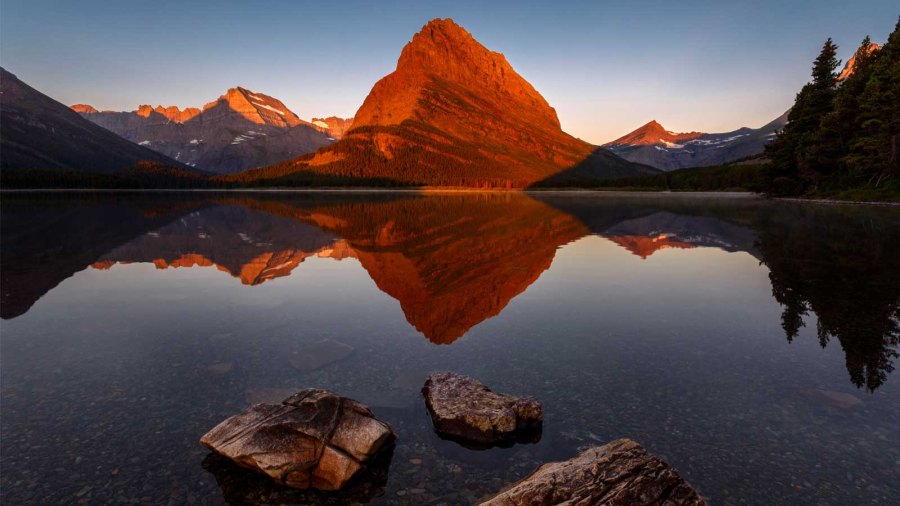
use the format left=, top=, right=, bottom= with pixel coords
left=1, top=0, right=896, bottom=143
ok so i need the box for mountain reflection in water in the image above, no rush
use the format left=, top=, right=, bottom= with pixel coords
left=1, top=192, right=899, bottom=391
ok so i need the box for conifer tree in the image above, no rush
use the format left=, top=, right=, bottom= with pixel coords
left=845, top=19, right=900, bottom=187
left=766, top=38, right=840, bottom=194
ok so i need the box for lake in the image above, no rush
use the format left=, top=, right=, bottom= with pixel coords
left=1, top=191, right=898, bottom=505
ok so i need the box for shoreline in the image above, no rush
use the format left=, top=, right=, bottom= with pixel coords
left=2, top=187, right=898, bottom=206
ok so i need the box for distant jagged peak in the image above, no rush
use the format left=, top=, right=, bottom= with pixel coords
left=605, top=120, right=704, bottom=147
left=838, top=42, right=882, bottom=81
left=154, top=105, right=201, bottom=123
left=70, top=104, right=98, bottom=114
left=129, top=104, right=200, bottom=123
left=202, top=86, right=305, bottom=128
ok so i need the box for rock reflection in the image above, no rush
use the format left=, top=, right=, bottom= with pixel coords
left=201, top=445, right=393, bottom=505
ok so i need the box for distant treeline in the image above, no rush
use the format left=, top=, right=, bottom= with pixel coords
left=553, top=162, right=769, bottom=192
left=0, top=162, right=215, bottom=190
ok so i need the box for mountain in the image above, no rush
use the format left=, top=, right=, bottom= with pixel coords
left=232, top=18, right=657, bottom=187
left=0, top=67, right=184, bottom=173
left=603, top=112, right=789, bottom=171
left=311, top=117, right=354, bottom=139
left=838, top=43, right=882, bottom=81
left=73, top=87, right=334, bottom=174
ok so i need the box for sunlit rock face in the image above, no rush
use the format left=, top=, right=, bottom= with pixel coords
left=838, top=43, right=881, bottom=81
left=233, top=18, right=653, bottom=187
left=135, top=104, right=201, bottom=123
left=310, top=117, right=354, bottom=139
left=606, top=120, right=704, bottom=147
left=72, top=87, right=334, bottom=174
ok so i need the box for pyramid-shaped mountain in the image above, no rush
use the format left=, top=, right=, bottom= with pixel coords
left=233, top=18, right=657, bottom=187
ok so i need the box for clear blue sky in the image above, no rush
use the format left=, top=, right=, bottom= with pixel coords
left=1, top=0, right=896, bottom=143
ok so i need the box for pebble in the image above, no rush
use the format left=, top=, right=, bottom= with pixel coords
left=409, top=458, right=423, bottom=465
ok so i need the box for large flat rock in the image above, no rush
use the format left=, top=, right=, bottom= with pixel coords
left=200, top=389, right=394, bottom=491
left=422, top=372, right=542, bottom=447
left=480, top=438, right=707, bottom=505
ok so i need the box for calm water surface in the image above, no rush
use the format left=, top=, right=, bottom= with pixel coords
left=1, top=191, right=899, bottom=505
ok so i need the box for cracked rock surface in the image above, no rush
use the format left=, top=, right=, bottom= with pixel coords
left=480, top=438, right=707, bottom=505
left=200, top=389, right=394, bottom=490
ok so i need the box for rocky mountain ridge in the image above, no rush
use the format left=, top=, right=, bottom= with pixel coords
left=72, top=87, right=339, bottom=174
left=603, top=112, right=788, bottom=171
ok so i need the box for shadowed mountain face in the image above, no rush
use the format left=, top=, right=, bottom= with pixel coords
left=231, top=19, right=656, bottom=187
left=0, top=68, right=183, bottom=172
left=603, top=112, right=789, bottom=171
left=72, top=87, right=334, bottom=174
left=3, top=194, right=898, bottom=390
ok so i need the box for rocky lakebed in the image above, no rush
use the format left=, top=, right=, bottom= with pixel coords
left=200, top=367, right=707, bottom=505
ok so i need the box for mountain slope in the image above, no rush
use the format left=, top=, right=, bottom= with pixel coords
left=311, top=117, right=354, bottom=139
left=73, top=87, right=334, bottom=174
left=231, top=18, right=656, bottom=187
left=603, top=111, right=789, bottom=171
left=0, top=68, right=184, bottom=173
left=838, top=43, right=881, bottom=81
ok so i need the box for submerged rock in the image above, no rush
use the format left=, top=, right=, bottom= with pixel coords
left=289, top=339, right=354, bottom=372
left=206, top=362, right=233, bottom=374
left=200, top=389, right=394, bottom=491
left=804, top=388, right=863, bottom=410
left=480, top=438, right=706, bottom=505
left=422, top=372, right=542, bottom=447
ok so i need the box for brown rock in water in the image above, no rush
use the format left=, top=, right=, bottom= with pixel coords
left=422, top=372, right=542, bottom=446
left=289, top=339, right=354, bottom=372
left=480, top=439, right=706, bottom=505
left=200, top=389, right=394, bottom=491
left=206, top=362, right=233, bottom=374
left=804, top=388, right=863, bottom=410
